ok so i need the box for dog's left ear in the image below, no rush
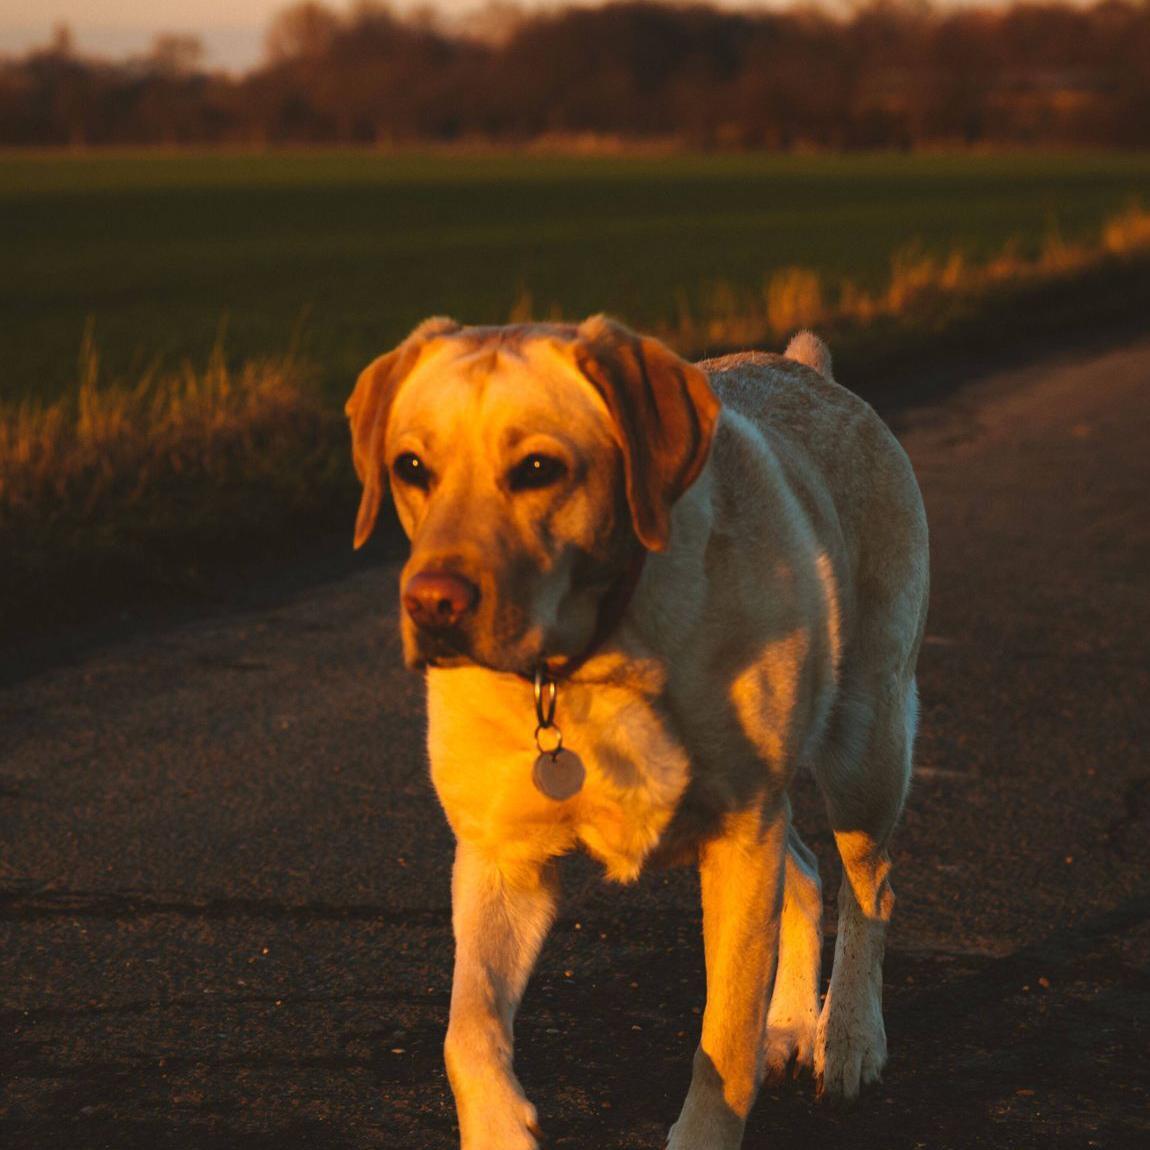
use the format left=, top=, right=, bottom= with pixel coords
left=346, top=316, right=459, bottom=549
left=574, top=315, right=720, bottom=551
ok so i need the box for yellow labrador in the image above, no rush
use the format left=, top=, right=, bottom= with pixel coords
left=347, top=317, right=929, bottom=1149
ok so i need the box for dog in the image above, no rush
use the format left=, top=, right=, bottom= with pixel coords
left=347, top=316, right=929, bottom=1149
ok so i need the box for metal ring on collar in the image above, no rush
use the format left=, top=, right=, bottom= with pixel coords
left=534, top=724, right=564, bottom=757
left=533, top=666, right=558, bottom=729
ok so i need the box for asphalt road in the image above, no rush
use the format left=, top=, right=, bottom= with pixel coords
left=2, top=340, right=1149, bottom=1150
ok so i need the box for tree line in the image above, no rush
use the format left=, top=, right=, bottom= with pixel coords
left=2, top=1, right=1148, bottom=148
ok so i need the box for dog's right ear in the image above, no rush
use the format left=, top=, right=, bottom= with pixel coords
left=346, top=316, right=459, bottom=549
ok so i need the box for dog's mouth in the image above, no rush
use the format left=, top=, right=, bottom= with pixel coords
left=407, top=628, right=473, bottom=670
left=405, top=625, right=542, bottom=679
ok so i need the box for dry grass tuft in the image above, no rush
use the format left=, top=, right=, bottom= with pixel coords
left=5, top=200, right=1149, bottom=622
left=647, top=201, right=1150, bottom=353
left=1102, top=202, right=1150, bottom=254
left=766, top=267, right=825, bottom=335
left=1, top=330, right=345, bottom=597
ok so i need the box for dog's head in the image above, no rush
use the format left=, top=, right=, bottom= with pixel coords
left=347, top=315, right=720, bottom=676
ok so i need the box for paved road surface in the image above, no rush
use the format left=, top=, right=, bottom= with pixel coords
left=2, top=341, right=1148, bottom=1149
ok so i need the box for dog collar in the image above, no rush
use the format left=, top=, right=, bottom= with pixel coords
left=545, top=545, right=648, bottom=681
left=528, top=547, right=646, bottom=801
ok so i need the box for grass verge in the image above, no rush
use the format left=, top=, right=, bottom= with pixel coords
left=3, top=201, right=1148, bottom=641
left=0, top=333, right=350, bottom=638
left=659, top=201, right=1150, bottom=355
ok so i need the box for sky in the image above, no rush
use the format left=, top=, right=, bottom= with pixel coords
left=1, top=0, right=314, bottom=71
left=0, top=0, right=839, bottom=73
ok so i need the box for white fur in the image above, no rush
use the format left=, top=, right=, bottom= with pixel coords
left=785, top=330, right=834, bottom=380
left=764, top=821, right=823, bottom=1078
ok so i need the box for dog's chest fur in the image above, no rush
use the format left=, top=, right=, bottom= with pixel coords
left=421, top=361, right=875, bottom=885
left=427, top=660, right=694, bottom=882
left=425, top=553, right=835, bottom=884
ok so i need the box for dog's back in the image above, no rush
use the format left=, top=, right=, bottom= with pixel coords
left=700, top=336, right=929, bottom=668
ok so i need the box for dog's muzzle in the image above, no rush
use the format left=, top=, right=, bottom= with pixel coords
left=403, top=570, right=479, bottom=632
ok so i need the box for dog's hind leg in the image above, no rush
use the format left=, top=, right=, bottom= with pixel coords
left=813, top=675, right=916, bottom=1100
left=764, top=814, right=823, bottom=1081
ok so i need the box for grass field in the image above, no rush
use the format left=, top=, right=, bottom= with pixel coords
left=5, top=150, right=1150, bottom=403
left=4, top=148, right=1150, bottom=634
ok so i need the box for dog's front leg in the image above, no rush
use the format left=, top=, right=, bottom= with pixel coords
left=669, top=804, right=787, bottom=1150
left=445, top=841, right=558, bottom=1150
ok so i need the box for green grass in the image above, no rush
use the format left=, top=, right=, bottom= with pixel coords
left=5, top=150, right=1150, bottom=405
left=3, top=148, right=1150, bottom=633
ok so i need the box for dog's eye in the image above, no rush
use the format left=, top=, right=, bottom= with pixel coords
left=392, top=452, right=431, bottom=491
left=509, top=453, right=567, bottom=492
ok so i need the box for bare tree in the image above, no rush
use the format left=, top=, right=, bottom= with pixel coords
left=2, top=1, right=1149, bottom=148
left=145, top=34, right=205, bottom=78
left=265, top=2, right=342, bottom=63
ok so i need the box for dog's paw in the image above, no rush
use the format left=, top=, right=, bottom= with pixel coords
left=665, top=1090, right=746, bottom=1150
left=813, top=987, right=887, bottom=1101
left=763, top=1014, right=818, bottom=1085
left=460, top=1099, right=540, bottom=1150
left=458, top=1087, right=541, bottom=1150
left=665, top=1112, right=744, bottom=1150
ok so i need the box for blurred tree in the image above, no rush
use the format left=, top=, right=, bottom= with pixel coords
left=145, top=34, right=205, bottom=78
left=464, top=1, right=526, bottom=45
left=1, top=1, right=1148, bottom=148
left=266, top=2, right=342, bottom=63
left=48, top=23, right=74, bottom=58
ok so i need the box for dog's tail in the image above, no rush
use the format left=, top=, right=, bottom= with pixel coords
left=784, top=330, right=833, bottom=381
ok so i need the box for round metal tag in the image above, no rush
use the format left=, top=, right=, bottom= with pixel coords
left=532, top=748, right=586, bottom=801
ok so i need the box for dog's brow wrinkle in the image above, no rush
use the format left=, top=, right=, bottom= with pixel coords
left=456, top=347, right=499, bottom=375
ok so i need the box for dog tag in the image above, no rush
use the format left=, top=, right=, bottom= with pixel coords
left=532, top=748, right=585, bottom=801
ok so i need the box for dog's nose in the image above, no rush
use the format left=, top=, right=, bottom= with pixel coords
left=403, top=570, right=479, bottom=631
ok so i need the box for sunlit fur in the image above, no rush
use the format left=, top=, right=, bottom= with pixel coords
left=351, top=318, right=929, bottom=1150
left=386, top=330, right=632, bottom=676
